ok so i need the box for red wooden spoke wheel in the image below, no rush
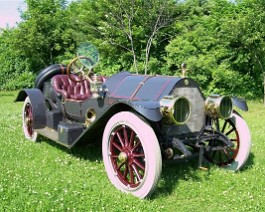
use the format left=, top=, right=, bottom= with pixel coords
left=109, top=125, right=145, bottom=188
left=22, top=97, right=38, bottom=142
left=205, top=112, right=251, bottom=171
left=103, top=112, right=162, bottom=198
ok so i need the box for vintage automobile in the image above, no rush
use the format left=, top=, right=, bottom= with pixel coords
left=15, top=43, right=251, bottom=199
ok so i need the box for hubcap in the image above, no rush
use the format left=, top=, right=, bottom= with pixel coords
left=26, top=117, right=31, bottom=125
left=24, top=103, right=34, bottom=137
left=118, top=152, right=128, bottom=163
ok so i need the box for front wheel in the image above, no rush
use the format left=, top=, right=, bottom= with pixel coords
left=204, top=112, right=251, bottom=171
left=102, top=112, right=162, bottom=199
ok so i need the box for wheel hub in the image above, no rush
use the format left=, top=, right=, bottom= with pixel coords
left=26, top=117, right=31, bottom=125
left=118, top=151, right=128, bottom=163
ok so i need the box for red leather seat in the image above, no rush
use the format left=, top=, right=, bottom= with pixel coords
left=51, top=75, right=91, bottom=101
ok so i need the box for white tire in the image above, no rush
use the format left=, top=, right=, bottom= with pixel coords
left=102, top=112, right=162, bottom=198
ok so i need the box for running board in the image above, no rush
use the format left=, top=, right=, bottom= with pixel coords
left=36, top=127, right=69, bottom=148
left=36, top=127, right=58, bottom=141
left=36, top=122, right=84, bottom=148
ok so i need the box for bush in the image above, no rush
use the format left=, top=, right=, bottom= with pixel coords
left=0, top=71, right=35, bottom=91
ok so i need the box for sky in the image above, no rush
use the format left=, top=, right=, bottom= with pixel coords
left=0, top=0, right=73, bottom=28
left=0, top=0, right=26, bottom=28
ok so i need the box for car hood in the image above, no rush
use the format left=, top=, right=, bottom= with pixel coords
left=104, top=71, right=184, bottom=101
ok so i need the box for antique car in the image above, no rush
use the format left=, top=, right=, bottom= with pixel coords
left=15, top=43, right=251, bottom=199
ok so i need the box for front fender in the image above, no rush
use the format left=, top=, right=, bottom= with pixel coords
left=15, top=89, right=47, bottom=129
left=129, top=101, right=162, bottom=122
left=70, top=100, right=162, bottom=147
left=232, top=97, right=248, bottom=112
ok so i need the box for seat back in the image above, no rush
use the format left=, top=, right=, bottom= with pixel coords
left=51, top=75, right=91, bottom=101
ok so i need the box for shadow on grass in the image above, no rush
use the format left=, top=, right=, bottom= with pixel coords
left=69, top=142, right=103, bottom=162
left=240, top=152, right=255, bottom=172
left=39, top=136, right=102, bottom=162
left=152, top=152, right=255, bottom=199
left=39, top=135, right=255, bottom=199
left=151, top=159, right=208, bottom=199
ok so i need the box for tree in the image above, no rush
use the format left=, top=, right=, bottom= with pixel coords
left=14, top=0, right=77, bottom=70
left=77, top=0, right=178, bottom=74
left=165, top=0, right=255, bottom=97
left=1, top=0, right=265, bottom=99
left=0, top=0, right=80, bottom=90
left=0, top=29, right=35, bottom=90
left=225, top=0, right=265, bottom=102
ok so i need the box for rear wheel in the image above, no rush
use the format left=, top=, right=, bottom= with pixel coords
left=22, top=97, right=38, bottom=142
left=102, top=112, right=162, bottom=198
left=204, top=112, right=251, bottom=171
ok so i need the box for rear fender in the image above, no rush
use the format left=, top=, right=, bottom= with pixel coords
left=15, top=89, right=47, bottom=129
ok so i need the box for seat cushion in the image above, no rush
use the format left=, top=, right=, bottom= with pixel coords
left=52, top=75, right=91, bottom=101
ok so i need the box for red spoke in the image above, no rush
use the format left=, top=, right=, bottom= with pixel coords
left=123, top=125, right=129, bottom=147
left=129, top=131, right=135, bottom=148
left=123, top=164, right=129, bottom=179
left=230, top=148, right=238, bottom=157
left=132, top=141, right=141, bottom=151
left=205, top=118, right=240, bottom=166
left=109, top=124, right=145, bottom=188
left=116, top=162, right=125, bottom=172
left=112, top=140, right=122, bottom=152
left=25, top=104, right=34, bottom=137
left=28, top=105, right=33, bottom=117
left=110, top=154, right=119, bottom=159
left=133, top=158, right=145, bottom=171
left=132, top=164, right=142, bottom=182
left=28, top=127, right=33, bottom=135
left=133, top=153, right=145, bottom=158
left=117, top=131, right=125, bottom=148
left=129, top=165, right=135, bottom=184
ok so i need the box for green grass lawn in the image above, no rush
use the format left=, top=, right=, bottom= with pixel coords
left=0, top=91, right=264, bottom=211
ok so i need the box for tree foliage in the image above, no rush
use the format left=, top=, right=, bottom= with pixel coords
left=165, top=0, right=255, bottom=96
left=0, top=0, right=265, bottom=99
left=70, top=0, right=178, bottom=74
left=0, top=0, right=79, bottom=90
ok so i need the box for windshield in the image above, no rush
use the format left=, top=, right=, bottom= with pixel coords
left=77, top=43, right=99, bottom=70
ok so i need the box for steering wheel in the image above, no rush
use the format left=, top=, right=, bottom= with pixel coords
left=66, top=56, right=94, bottom=82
